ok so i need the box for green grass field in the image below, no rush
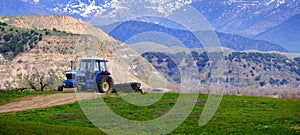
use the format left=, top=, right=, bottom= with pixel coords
left=0, top=92, right=299, bottom=135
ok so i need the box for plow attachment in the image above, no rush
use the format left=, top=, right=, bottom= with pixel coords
left=114, top=82, right=143, bottom=93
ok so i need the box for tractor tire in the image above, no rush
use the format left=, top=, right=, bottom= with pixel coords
left=96, top=75, right=114, bottom=93
left=77, top=85, right=85, bottom=91
left=57, top=86, right=63, bottom=91
left=112, top=89, right=117, bottom=93
left=136, top=89, right=143, bottom=94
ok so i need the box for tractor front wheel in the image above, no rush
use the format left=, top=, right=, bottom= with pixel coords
left=58, top=86, right=63, bottom=91
left=77, top=84, right=85, bottom=91
left=96, top=75, right=114, bottom=93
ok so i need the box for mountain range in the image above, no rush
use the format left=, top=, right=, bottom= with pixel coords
left=105, top=20, right=288, bottom=52
left=191, top=0, right=300, bottom=37
left=1, top=0, right=299, bottom=37
left=255, top=14, right=300, bottom=53
left=0, top=0, right=299, bottom=53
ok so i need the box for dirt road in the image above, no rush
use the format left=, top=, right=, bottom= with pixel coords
left=0, top=93, right=103, bottom=113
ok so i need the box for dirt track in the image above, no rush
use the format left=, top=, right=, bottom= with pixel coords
left=0, top=93, right=103, bottom=113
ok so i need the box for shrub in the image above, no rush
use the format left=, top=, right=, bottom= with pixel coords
left=0, top=22, right=8, bottom=26
left=3, top=33, right=13, bottom=42
left=259, top=81, right=266, bottom=87
left=45, top=31, right=50, bottom=35
left=191, top=51, right=199, bottom=60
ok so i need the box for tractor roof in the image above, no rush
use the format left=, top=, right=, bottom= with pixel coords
left=65, top=70, right=77, bottom=74
left=81, top=57, right=107, bottom=61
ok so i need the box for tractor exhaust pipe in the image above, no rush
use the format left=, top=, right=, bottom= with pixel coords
left=70, top=56, right=78, bottom=70
left=71, top=61, right=74, bottom=70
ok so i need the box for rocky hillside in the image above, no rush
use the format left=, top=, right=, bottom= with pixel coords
left=142, top=50, right=300, bottom=89
left=0, top=15, right=160, bottom=90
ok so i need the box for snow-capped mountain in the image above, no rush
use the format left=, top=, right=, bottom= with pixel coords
left=191, top=0, right=300, bottom=36
left=1, top=0, right=300, bottom=37
left=17, top=0, right=193, bottom=24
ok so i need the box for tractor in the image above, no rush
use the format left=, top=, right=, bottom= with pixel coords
left=75, top=58, right=115, bottom=93
left=59, top=57, right=142, bottom=93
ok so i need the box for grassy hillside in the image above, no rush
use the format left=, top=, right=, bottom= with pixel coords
left=0, top=22, right=77, bottom=60
left=0, top=92, right=299, bottom=134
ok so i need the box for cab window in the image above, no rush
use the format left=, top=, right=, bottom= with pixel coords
left=79, top=60, right=91, bottom=72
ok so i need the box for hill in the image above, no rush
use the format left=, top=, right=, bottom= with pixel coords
left=0, top=15, right=159, bottom=90
left=141, top=50, right=300, bottom=95
left=255, top=14, right=300, bottom=53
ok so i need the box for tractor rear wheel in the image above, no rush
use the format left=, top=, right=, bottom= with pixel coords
left=96, top=75, right=114, bottom=93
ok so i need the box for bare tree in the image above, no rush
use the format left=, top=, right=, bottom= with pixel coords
left=25, top=73, right=38, bottom=91
left=36, top=72, right=50, bottom=91
left=24, top=68, right=51, bottom=91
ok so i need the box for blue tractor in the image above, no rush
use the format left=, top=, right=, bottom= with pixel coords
left=59, top=57, right=142, bottom=93
left=75, top=58, right=115, bottom=93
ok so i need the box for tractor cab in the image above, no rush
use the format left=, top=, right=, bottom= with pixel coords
left=78, top=58, right=110, bottom=74
left=76, top=58, right=114, bottom=93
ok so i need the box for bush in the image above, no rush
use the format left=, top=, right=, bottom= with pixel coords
left=269, top=78, right=279, bottom=86
left=259, top=81, right=266, bottom=87
left=157, top=57, right=164, bottom=64
left=196, top=60, right=207, bottom=67
left=191, top=51, right=199, bottom=60
left=45, top=31, right=50, bottom=35
left=3, top=34, right=13, bottom=42
left=280, top=79, right=288, bottom=85
left=167, top=60, right=177, bottom=69
left=0, top=22, right=8, bottom=26
left=294, top=57, right=300, bottom=65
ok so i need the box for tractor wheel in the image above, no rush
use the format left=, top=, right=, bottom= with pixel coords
left=57, top=86, right=63, bottom=91
left=96, top=75, right=114, bottom=93
left=112, top=89, right=117, bottom=93
left=77, top=85, right=85, bottom=91
left=136, top=89, right=143, bottom=94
